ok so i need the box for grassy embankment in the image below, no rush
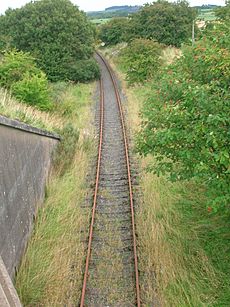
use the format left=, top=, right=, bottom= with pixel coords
left=101, top=46, right=230, bottom=306
left=1, top=82, right=96, bottom=305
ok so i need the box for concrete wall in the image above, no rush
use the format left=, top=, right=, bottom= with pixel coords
left=0, top=115, right=60, bottom=278
left=0, top=256, right=22, bottom=307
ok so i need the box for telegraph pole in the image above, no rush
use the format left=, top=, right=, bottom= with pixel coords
left=192, top=19, right=195, bottom=46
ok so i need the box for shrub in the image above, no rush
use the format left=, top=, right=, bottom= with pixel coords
left=67, top=58, right=100, bottom=82
left=119, top=38, right=162, bottom=84
left=0, top=50, right=40, bottom=87
left=54, top=123, right=80, bottom=174
left=98, top=18, right=130, bottom=45
left=0, top=50, right=52, bottom=110
left=137, top=23, right=230, bottom=211
left=11, top=72, right=52, bottom=111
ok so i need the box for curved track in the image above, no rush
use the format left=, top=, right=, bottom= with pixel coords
left=80, top=53, right=140, bottom=307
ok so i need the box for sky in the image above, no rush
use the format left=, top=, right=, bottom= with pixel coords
left=0, top=0, right=225, bottom=15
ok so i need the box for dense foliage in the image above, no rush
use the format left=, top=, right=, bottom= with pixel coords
left=215, top=0, right=230, bottom=19
left=0, top=0, right=100, bottom=82
left=128, top=0, right=197, bottom=47
left=98, top=1, right=197, bottom=47
left=99, top=18, right=129, bottom=45
left=119, top=39, right=162, bottom=84
left=137, top=23, right=230, bottom=210
left=0, top=50, right=51, bottom=110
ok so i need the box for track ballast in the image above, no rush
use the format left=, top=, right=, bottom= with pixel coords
left=80, top=53, right=140, bottom=307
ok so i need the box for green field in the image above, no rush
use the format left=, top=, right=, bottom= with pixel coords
left=90, top=18, right=110, bottom=25
left=198, top=8, right=216, bottom=21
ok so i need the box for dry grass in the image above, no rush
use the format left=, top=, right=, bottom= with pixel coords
left=0, top=88, right=63, bottom=131
left=14, top=82, right=96, bottom=306
left=161, top=46, right=182, bottom=66
left=137, top=170, right=218, bottom=306
left=16, top=148, right=92, bottom=306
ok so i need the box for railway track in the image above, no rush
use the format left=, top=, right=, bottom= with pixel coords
left=80, top=53, right=140, bottom=307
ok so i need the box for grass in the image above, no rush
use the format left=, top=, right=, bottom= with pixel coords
left=102, top=46, right=230, bottom=306
left=91, top=18, right=110, bottom=25
left=0, top=88, right=63, bottom=132
left=12, top=81, right=96, bottom=305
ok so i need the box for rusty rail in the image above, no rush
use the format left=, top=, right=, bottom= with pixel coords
left=80, top=77, right=104, bottom=307
left=80, top=53, right=140, bottom=307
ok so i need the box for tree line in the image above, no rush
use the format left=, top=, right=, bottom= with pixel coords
left=98, top=0, right=197, bottom=47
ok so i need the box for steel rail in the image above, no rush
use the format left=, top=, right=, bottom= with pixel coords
left=80, top=77, right=104, bottom=307
left=80, top=53, right=141, bottom=307
left=96, top=52, right=141, bottom=307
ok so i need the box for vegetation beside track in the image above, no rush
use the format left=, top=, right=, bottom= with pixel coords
left=9, top=81, right=95, bottom=306
left=100, top=41, right=230, bottom=305
left=128, top=85, right=230, bottom=306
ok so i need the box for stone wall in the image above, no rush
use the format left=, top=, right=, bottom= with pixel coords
left=0, top=115, right=59, bottom=278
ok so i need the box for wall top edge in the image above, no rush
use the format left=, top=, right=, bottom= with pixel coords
left=0, top=115, right=60, bottom=140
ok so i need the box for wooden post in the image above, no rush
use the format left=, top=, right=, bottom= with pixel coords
left=192, top=20, right=195, bottom=46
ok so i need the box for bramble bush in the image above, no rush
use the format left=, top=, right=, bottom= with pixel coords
left=137, top=22, right=230, bottom=211
left=119, top=38, right=162, bottom=84
left=0, top=50, right=52, bottom=110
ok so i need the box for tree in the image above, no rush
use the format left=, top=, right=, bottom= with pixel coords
left=128, top=0, right=197, bottom=47
left=137, top=21, right=230, bottom=210
left=0, top=0, right=100, bottom=82
left=215, top=0, right=230, bottom=20
left=98, top=18, right=129, bottom=45
left=119, top=39, right=162, bottom=84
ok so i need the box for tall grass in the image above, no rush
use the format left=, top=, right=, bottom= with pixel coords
left=0, top=88, right=63, bottom=131
left=103, top=47, right=230, bottom=306
left=12, top=81, right=96, bottom=305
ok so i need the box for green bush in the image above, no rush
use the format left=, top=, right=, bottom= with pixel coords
left=119, top=38, right=162, bottom=84
left=137, top=23, right=230, bottom=211
left=54, top=123, right=80, bottom=174
left=11, top=72, right=52, bottom=110
left=0, top=50, right=40, bottom=87
left=67, top=58, right=100, bottom=82
left=98, top=18, right=129, bottom=45
left=128, top=1, right=197, bottom=47
left=0, top=50, right=52, bottom=110
left=0, top=0, right=99, bottom=82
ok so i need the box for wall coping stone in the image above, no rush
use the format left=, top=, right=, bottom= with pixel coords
left=0, top=257, right=22, bottom=307
left=0, top=115, right=60, bottom=140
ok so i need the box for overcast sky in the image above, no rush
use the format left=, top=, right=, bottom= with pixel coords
left=0, top=0, right=225, bottom=15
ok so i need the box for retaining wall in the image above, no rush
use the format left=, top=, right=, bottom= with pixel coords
left=0, top=115, right=60, bottom=278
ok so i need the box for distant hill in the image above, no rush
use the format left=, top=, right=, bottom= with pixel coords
left=194, top=4, right=220, bottom=9
left=105, top=5, right=140, bottom=12
left=87, top=5, right=141, bottom=19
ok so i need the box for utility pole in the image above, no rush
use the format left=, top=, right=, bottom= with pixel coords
left=192, top=19, right=195, bottom=46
